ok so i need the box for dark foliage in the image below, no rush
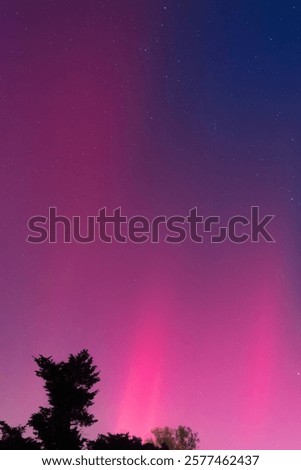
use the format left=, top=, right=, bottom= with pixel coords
left=150, top=425, right=199, bottom=450
left=28, top=349, right=99, bottom=449
left=88, top=432, right=162, bottom=450
left=0, top=421, right=40, bottom=450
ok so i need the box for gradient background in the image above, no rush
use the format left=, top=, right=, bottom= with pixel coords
left=1, top=0, right=301, bottom=449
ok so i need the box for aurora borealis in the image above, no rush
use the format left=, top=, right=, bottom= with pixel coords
left=1, top=0, right=301, bottom=449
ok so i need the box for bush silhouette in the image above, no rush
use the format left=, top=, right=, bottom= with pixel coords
left=28, top=349, right=99, bottom=449
left=88, top=432, right=162, bottom=450
left=0, top=421, right=40, bottom=450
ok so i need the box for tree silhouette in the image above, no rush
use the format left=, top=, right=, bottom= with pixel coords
left=1, top=349, right=200, bottom=450
left=28, top=349, right=99, bottom=449
left=150, top=426, right=199, bottom=450
left=88, top=432, right=162, bottom=450
left=0, top=421, right=40, bottom=450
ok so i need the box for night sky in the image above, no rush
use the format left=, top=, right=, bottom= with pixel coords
left=1, top=0, right=301, bottom=449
